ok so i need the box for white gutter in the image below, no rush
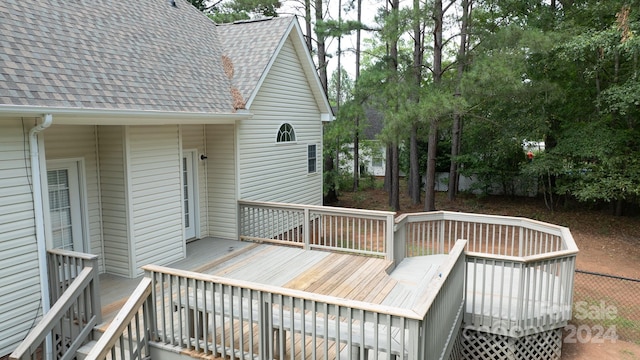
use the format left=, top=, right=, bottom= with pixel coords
left=29, top=114, right=53, bottom=360
left=0, top=105, right=253, bottom=124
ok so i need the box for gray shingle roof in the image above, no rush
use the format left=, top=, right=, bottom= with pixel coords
left=1, top=0, right=239, bottom=113
left=216, top=17, right=294, bottom=106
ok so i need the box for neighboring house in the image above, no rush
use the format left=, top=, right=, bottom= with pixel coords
left=340, top=106, right=388, bottom=177
left=0, top=0, right=331, bottom=356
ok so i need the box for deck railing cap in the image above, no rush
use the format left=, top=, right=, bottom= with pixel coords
left=239, top=199, right=396, bottom=218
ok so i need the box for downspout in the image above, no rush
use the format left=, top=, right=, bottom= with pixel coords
left=29, top=114, right=53, bottom=360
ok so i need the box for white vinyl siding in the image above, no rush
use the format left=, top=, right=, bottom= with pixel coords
left=44, top=125, right=103, bottom=271
left=181, top=125, right=208, bottom=238
left=238, top=36, right=323, bottom=205
left=98, top=126, right=131, bottom=276
left=206, top=124, right=237, bottom=239
left=128, top=126, right=184, bottom=275
left=0, top=119, right=42, bottom=357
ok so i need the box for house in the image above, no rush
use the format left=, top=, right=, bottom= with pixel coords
left=1, top=2, right=577, bottom=360
left=0, top=0, right=331, bottom=356
left=339, top=106, right=389, bottom=177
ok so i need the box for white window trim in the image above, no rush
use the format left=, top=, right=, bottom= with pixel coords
left=275, top=122, right=298, bottom=144
left=44, top=158, right=90, bottom=252
left=307, top=143, right=318, bottom=174
left=182, top=149, right=200, bottom=241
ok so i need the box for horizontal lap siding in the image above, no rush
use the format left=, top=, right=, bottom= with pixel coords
left=206, top=124, right=237, bottom=239
left=128, top=126, right=183, bottom=275
left=44, top=125, right=104, bottom=271
left=238, top=37, right=323, bottom=205
left=98, top=126, right=131, bottom=277
left=181, top=125, right=208, bottom=238
left=0, top=119, right=41, bottom=357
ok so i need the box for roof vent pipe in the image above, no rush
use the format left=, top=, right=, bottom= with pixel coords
left=29, top=114, right=53, bottom=360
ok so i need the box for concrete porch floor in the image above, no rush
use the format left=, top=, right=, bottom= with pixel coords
left=99, top=238, right=253, bottom=325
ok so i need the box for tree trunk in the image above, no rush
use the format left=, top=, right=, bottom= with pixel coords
left=410, top=125, right=420, bottom=203
left=352, top=0, right=362, bottom=191
left=315, top=0, right=332, bottom=204
left=315, top=0, right=328, bottom=93
left=424, top=0, right=443, bottom=211
left=337, top=0, right=342, bottom=109
left=409, top=0, right=423, bottom=205
left=304, top=0, right=312, bottom=52
left=323, top=150, right=338, bottom=204
left=448, top=0, right=470, bottom=201
left=384, top=145, right=392, bottom=192
left=389, top=0, right=400, bottom=211
left=391, top=145, right=400, bottom=210
left=615, top=199, right=624, bottom=216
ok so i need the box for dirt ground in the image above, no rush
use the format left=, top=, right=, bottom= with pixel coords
left=333, top=188, right=640, bottom=359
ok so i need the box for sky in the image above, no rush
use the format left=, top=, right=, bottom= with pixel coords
left=280, top=0, right=385, bottom=79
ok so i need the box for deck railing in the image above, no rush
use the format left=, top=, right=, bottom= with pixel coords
left=10, top=267, right=101, bottom=360
left=394, top=211, right=578, bottom=336
left=84, top=278, right=154, bottom=360
left=238, top=200, right=395, bottom=259
left=47, top=249, right=101, bottom=311
left=142, top=240, right=465, bottom=360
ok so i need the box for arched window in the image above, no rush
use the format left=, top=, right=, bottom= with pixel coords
left=276, top=123, right=296, bottom=142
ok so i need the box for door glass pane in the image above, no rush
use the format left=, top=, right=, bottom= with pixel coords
left=183, top=157, right=190, bottom=228
left=48, top=169, right=74, bottom=250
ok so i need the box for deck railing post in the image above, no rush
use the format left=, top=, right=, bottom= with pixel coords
left=144, top=287, right=157, bottom=342
left=386, top=214, right=395, bottom=261
left=46, top=252, right=59, bottom=303
left=406, top=318, right=421, bottom=359
left=303, top=208, right=310, bottom=250
left=259, top=292, right=273, bottom=359
left=88, top=256, right=102, bottom=325
left=516, top=262, right=526, bottom=332
left=439, top=219, right=445, bottom=254
left=393, top=220, right=406, bottom=266
left=518, top=226, right=524, bottom=256
left=237, top=202, right=243, bottom=240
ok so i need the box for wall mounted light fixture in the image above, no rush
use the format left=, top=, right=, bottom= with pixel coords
left=200, top=154, right=208, bottom=160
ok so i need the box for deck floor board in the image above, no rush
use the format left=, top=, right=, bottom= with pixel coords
left=99, top=237, right=446, bottom=326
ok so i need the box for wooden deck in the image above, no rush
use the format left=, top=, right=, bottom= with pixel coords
left=99, top=237, right=446, bottom=326
left=36, top=206, right=576, bottom=360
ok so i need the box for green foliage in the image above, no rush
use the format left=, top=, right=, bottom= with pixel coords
left=315, top=19, right=366, bottom=39
left=547, top=121, right=640, bottom=203
left=340, top=0, right=640, bottom=211
left=322, top=101, right=367, bottom=197
left=457, top=123, right=527, bottom=196
left=327, top=67, right=354, bottom=106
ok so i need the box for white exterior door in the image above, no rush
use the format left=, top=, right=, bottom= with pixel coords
left=182, top=151, right=197, bottom=240
left=47, top=162, right=84, bottom=252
